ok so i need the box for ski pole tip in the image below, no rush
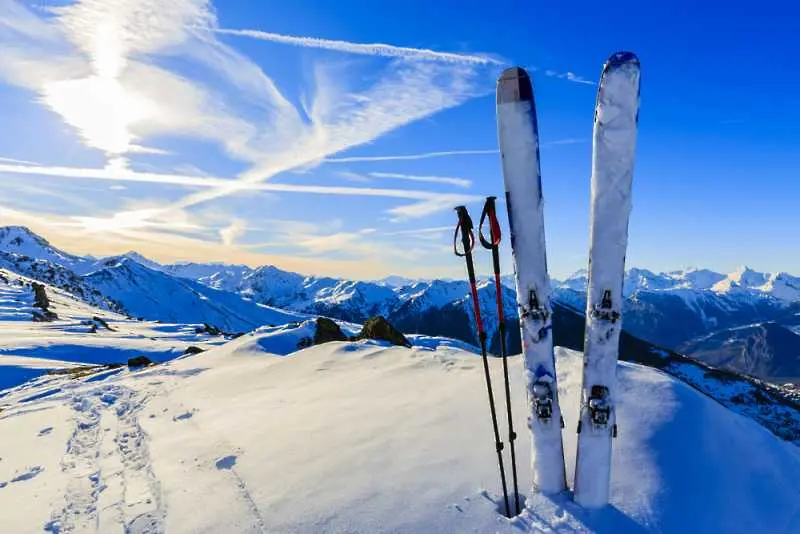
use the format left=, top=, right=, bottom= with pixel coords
left=496, top=67, right=533, bottom=104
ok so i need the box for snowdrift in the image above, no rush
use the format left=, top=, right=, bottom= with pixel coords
left=0, top=326, right=798, bottom=533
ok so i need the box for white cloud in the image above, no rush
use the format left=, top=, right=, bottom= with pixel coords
left=386, top=195, right=478, bottom=222
left=0, top=0, right=497, bottom=271
left=542, top=69, right=595, bottom=86
left=211, top=28, right=500, bottom=65
left=542, top=138, right=587, bottom=147
left=220, top=218, right=246, bottom=246
left=0, top=162, right=478, bottom=202
left=381, top=226, right=452, bottom=237
left=325, top=149, right=498, bottom=163
left=0, top=155, right=40, bottom=165
left=369, top=172, right=471, bottom=188
left=335, top=171, right=372, bottom=183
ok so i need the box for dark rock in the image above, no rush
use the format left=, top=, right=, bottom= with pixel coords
left=184, top=346, right=205, bottom=355
left=127, top=356, right=153, bottom=368
left=314, top=317, right=348, bottom=344
left=31, top=282, right=50, bottom=310
left=32, top=310, right=58, bottom=322
left=195, top=323, right=223, bottom=336
left=92, top=316, right=114, bottom=331
left=355, top=316, right=411, bottom=347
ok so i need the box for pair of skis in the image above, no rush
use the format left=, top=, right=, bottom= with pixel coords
left=454, top=198, right=521, bottom=517
left=496, top=52, right=641, bottom=508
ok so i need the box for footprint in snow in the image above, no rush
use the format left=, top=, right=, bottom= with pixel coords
left=38, top=426, right=53, bottom=436
left=172, top=410, right=194, bottom=422
left=10, top=465, right=44, bottom=483
left=215, top=455, right=237, bottom=470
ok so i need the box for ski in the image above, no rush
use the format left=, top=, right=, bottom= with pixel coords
left=496, top=67, right=567, bottom=494
left=573, top=51, right=641, bottom=509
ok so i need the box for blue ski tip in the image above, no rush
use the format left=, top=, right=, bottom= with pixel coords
left=497, top=67, right=533, bottom=104
left=605, top=51, right=639, bottom=70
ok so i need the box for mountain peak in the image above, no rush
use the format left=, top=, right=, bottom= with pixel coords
left=728, top=266, right=768, bottom=288
left=0, top=225, right=51, bottom=247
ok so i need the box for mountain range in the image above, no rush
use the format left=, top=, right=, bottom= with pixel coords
left=0, top=225, right=798, bottom=383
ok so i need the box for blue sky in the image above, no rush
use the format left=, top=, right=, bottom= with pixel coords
left=0, top=1, right=798, bottom=279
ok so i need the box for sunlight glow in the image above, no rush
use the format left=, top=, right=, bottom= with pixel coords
left=69, top=209, right=162, bottom=234
left=42, top=75, right=154, bottom=160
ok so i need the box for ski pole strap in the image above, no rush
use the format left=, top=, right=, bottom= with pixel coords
left=478, top=196, right=502, bottom=249
left=453, top=206, right=475, bottom=257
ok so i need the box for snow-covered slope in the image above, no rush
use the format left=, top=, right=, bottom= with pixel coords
left=0, top=331, right=798, bottom=533
left=0, top=269, right=229, bottom=391
left=679, top=321, right=800, bottom=382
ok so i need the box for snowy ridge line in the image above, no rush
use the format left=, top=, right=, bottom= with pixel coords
left=0, top=224, right=798, bottom=385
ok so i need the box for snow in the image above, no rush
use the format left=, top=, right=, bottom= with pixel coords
left=1, top=324, right=798, bottom=533
left=559, top=265, right=799, bottom=307
left=0, top=226, right=91, bottom=274
left=0, top=269, right=230, bottom=391
left=84, top=258, right=306, bottom=332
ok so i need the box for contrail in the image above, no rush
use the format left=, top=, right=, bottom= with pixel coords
left=212, top=28, right=501, bottom=65
left=325, top=149, right=499, bottom=163
left=0, top=163, right=479, bottom=202
left=370, top=172, right=471, bottom=188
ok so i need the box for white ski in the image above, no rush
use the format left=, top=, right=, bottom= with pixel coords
left=496, top=67, right=567, bottom=494
left=574, top=52, right=641, bottom=509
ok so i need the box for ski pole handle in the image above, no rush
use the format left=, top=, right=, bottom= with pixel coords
left=479, top=196, right=502, bottom=249
left=453, top=206, right=476, bottom=257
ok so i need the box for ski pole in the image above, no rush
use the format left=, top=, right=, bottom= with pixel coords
left=478, top=196, right=520, bottom=515
left=453, top=205, right=511, bottom=518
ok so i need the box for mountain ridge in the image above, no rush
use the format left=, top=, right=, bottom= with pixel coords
left=0, top=226, right=797, bottom=383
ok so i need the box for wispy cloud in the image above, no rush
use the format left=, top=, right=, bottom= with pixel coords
left=369, top=172, right=471, bottom=188
left=0, top=1, right=497, bottom=275
left=325, top=149, right=498, bottom=163
left=542, top=137, right=588, bottom=147
left=0, top=155, right=40, bottom=165
left=0, top=162, right=478, bottom=203
left=541, top=69, right=595, bottom=86
left=386, top=196, right=477, bottom=222
left=324, top=139, right=584, bottom=166
left=381, top=226, right=452, bottom=237
left=335, top=171, right=372, bottom=183
left=211, top=28, right=501, bottom=65
left=220, top=218, right=246, bottom=246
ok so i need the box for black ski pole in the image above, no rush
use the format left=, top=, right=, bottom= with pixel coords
left=479, top=196, right=520, bottom=515
left=453, top=205, right=511, bottom=518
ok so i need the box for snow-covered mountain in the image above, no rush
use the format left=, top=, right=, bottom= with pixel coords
left=559, top=265, right=800, bottom=303
left=1, top=323, right=798, bottom=533
left=84, top=257, right=304, bottom=332
left=0, top=226, right=95, bottom=274
left=0, top=226, right=798, bottom=383
left=679, top=321, right=800, bottom=382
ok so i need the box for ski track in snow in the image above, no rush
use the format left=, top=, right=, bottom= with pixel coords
left=46, top=384, right=164, bottom=534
